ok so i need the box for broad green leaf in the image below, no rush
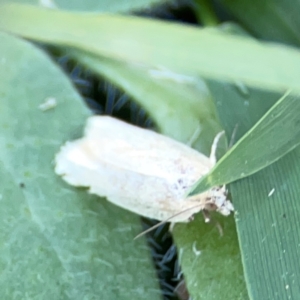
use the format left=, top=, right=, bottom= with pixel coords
left=173, top=214, right=247, bottom=300
left=71, top=50, right=222, bottom=154
left=2, top=0, right=167, bottom=12
left=0, top=32, right=161, bottom=299
left=233, top=154, right=300, bottom=299
left=209, top=84, right=300, bottom=299
left=1, top=4, right=300, bottom=92
left=219, top=0, right=300, bottom=47
left=190, top=91, right=300, bottom=195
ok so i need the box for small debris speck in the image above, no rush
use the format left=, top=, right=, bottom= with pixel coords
left=268, top=188, right=275, bottom=197
left=39, top=97, right=57, bottom=111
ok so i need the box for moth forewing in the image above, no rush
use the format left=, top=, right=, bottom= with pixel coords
left=83, top=116, right=213, bottom=178
left=55, top=116, right=233, bottom=223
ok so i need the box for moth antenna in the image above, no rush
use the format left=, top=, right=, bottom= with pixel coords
left=187, top=124, right=201, bottom=147
left=134, top=204, right=205, bottom=240
left=209, top=131, right=225, bottom=165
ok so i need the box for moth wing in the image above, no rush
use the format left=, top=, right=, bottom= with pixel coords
left=84, top=116, right=212, bottom=180
left=55, top=116, right=213, bottom=221
left=55, top=138, right=206, bottom=221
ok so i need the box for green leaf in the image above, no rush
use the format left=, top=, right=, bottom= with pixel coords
left=190, top=90, right=300, bottom=195
left=219, top=0, right=300, bottom=46
left=2, top=3, right=300, bottom=92
left=71, top=50, right=222, bottom=154
left=194, top=0, right=220, bottom=26
left=207, top=83, right=300, bottom=299
left=173, top=214, right=248, bottom=300
left=2, top=0, right=166, bottom=12
left=233, top=153, right=300, bottom=299
left=0, top=32, right=160, bottom=299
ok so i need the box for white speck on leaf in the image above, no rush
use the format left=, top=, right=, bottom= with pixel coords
left=268, top=188, right=275, bottom=197
left=39, top=97, right=57, bottom=111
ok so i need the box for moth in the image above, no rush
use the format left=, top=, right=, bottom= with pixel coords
left=55, top=116, right=234, bottom=224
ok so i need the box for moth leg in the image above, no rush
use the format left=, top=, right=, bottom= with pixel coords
left=202, top=210, right=224, bottom=236
left=215, top=221, right=224, bottom=236
left=174, top=279, right=190, bottom=300
left=209, top=131, right=225, bottom=165
left=169, top=222, right=175, bottom=232
left=187, top=124, right=201, bottom=147
left=202, top=210, right=211, bottom=223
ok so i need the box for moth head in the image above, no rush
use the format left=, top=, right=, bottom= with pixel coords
left=204, top=186, right=234, bottom=216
